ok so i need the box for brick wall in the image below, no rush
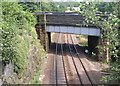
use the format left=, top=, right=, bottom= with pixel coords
left=46, top=15, right=84, bottom=26
left=36, top=14, right=97, bottom=27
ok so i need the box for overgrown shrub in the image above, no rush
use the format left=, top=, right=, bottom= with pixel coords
left=2, top=2, right=37, bottom=73
left=79, top=2, right=120, bottom=83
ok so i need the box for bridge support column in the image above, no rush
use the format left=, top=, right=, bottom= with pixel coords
left=35, top=24, right=41, bottom=39
left=35, top=14, right=51, bottom=52
left=88, top=36, right=99, bottom=57
left=46, top=32, right=51, bottom=52
left=35, top=24, right=51, bottom=52
left=40, top=24, right=51, bottom=52
left=40, top=24, right=46, bottom=50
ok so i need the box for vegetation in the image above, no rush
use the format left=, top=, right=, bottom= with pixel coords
left=31, top=70, right=41, bottom=84
left=19, top=1, right=80, bottom=12
left=2, top=2, right=46, bottom=83
left=1, top=0, right=120, bottom=84
left=18, top=2, right=40, bottom=13
left=79, top=2, right=120, bottom=83
left=77, top=35, right=88, bottom=46
left=2, top=2, right=34, bottom=73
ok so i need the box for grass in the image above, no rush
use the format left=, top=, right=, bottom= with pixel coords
left=31, top=70, right=41, bottom=84
left=77, top=35, right=88, bottom=46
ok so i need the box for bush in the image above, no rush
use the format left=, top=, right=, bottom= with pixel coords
left=2, top=2, right=36, bottom=73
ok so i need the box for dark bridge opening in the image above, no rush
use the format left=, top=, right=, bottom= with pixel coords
left=50, top=33, right=99, bottom=57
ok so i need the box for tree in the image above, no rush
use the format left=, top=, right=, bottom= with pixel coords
left=79, top=2, right=120, bottom=83
left=19, top=2, right=40, bottom=13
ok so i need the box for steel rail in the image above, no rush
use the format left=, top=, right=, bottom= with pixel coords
left=55, top=33, right=68, bottom=85
left=60, top=34, right=68, bottom=85
left=70, top=34, right=93, bottom=86
left=67, top=34, right=83, bottom=85
left=55, top=33, right=60, bottom=85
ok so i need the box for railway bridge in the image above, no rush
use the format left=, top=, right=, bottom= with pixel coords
left=35, top=12, right=100, bottom=55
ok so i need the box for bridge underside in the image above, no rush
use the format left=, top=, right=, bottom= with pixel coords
left=46, top=25, right=100, bottom=36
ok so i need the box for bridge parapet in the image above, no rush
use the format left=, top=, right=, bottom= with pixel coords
left=46, top=15, right=84, bottom=26
left=35, top=12, right=97, bottom=27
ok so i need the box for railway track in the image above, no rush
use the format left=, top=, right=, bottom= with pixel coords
left=42, top=33, right=101, bottom=85
left=54, top=33, right=67, bottom=85
left=68, top=34, right=93, bottom=85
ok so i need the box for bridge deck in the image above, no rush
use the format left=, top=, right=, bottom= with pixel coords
left=46, top=25, right=100, bottom=36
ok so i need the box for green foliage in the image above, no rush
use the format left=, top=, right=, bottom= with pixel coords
left=96, top=2, right=117, bottom=13
left=31, top=70, right=41, bottom=84
left=79, top=2, right=120, bottom=59
left=101, top=62, right=120, bottom=83
left=79, top=2, right=120, bottom=83
left=19, top=2, right=80, bottom=12
left=19, top=2, right=40, bottom=13
left=31, top=40, right=46, bottom=84
left=77, top=35, right=88, bottom=46
left=2, top=2, right=36, bottom=73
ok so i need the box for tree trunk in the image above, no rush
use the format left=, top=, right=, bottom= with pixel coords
left=106, top=40, right=111, bottom=63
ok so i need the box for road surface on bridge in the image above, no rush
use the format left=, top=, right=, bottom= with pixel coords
left=41, top=33, right=102, bottom=85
